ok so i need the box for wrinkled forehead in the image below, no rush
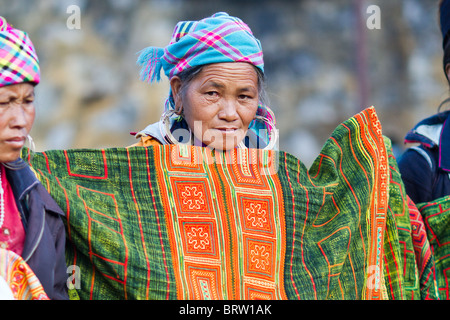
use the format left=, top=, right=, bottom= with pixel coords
left=0, top=82, right=36, bottom=97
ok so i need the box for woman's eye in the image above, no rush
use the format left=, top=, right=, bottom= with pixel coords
left=205, top=91, right=218, bottom=97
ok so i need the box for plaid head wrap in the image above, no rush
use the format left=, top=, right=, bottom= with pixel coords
left=0, top=16, right=40, bottom=88
left=137, top=12, right=264, bottom=85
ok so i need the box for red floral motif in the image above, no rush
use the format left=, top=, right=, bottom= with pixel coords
left=186, top=226, right=211, bottom=251
left=243, top=199, right=272, bottom=232
left=180, top=185, right=206, bottom=211
left=246, top=202, right=267, bottom=228
left=250, top=243, right=270, bottom=271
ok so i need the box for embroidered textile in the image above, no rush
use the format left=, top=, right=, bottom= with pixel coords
left=25, top=107, right=437, bottom=300
left=0, top=248, right=49, bottom=300
left=0, top=16, right=40, bottom=87
left=384, top=151, right=439, bottom=300
left=417, top=195, right=450, bottom=299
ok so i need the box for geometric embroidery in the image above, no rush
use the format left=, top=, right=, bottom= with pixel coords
left=155, top=145, right=287, bottom=300
left=246, top=287, right=274, bottom=300
left=65, top=149, right=108, bottom=179
left=182, top=222, right=216, bottom=256
left=188, top=266, right=221, bottom=300
left=172, top=179, right=212, bottom=215
left=199, top=279, right=211, bottom=300
left=241, top=197, right=272, bottom=233
left=76, top=186, right=126, bottom=283
left=247, top=239, right=273, bottom=276
left=186, top=226, right=210, bottom=250
left=178, top=183, right=208, bottom=212
left=245, top=201, right=268, bottom=228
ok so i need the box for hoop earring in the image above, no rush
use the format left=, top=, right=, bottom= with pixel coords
left=159, top=109, right=192, bottom=145
left=240, top=115, right=278, bottom=150
left=237, top=140, right=247, bottom=149
left=256, top=115, right=278, bottom=150
left=25, top=135, right=35, bottom=161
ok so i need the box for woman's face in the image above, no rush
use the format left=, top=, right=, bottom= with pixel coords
left=171, top=62, right=259, bottom=151
left=0, top=83, right=36, bottom=163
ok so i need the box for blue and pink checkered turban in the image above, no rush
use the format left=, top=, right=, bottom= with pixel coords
left=0, top=17, right=40, bottom=87
left=137, top=12, right=264, bottom=84
left=0, top=17, right=40, bottom=88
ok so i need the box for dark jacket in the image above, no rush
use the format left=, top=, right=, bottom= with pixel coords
left=398, top=110, right=450, bottom=204
left=5, top=160, right=69, bottom=300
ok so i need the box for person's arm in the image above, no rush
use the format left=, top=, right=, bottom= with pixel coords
left=51, top=218, right=70, bottom=300
left=398, top=147, right=434, bottom=204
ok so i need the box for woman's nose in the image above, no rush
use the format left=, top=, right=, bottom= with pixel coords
left=8, top=104, right=28, bottom=128
left=218, top=99, right=239, bottom=121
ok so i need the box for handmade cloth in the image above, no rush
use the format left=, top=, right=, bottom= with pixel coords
left=25, top=107, right=437, bottom=300
left=416, top=195, right=450, bottom=300
left=0, top=248, right=49, bottom=300
left=386, top=162, right=438, bottom=299
left=0, top=16, right=40, bottom=87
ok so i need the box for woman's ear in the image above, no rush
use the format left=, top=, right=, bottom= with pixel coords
left=170, top=76, right=183, bottom=114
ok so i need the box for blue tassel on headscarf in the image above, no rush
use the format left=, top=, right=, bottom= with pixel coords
left=137, top=47, right=164, bottom=83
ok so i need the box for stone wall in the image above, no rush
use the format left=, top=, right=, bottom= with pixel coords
left=3, top=0, right=446, bottom=167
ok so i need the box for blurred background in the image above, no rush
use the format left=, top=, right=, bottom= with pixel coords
left=2, top=0, right=447, bottom=167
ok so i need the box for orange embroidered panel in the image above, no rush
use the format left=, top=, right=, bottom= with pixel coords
left=154, top=145, right=287, bottom=300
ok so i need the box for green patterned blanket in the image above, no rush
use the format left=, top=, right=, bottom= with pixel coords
left=26, top=107, right=438, bottom=300
left=417, top=195, right=450, bottom=300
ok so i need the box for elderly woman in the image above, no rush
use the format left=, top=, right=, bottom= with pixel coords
left=0, top=17, right=68, bottom=300
left=131, top=12, right=278, bottom=151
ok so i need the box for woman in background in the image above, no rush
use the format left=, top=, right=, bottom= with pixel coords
left=0, top=17, right=68, bottom=300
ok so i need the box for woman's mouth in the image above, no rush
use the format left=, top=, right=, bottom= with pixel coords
left=5, top=136, right=26, bottom=148
left=216, top=127, right=238, bottom=133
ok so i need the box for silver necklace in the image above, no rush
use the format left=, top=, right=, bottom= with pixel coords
left=0, top=166, right=4, bottom=229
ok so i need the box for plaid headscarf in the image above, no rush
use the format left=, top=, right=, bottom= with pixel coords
left=0, top=16, right=40, bottom=88
left=137, top=12, right=264, bottom=84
